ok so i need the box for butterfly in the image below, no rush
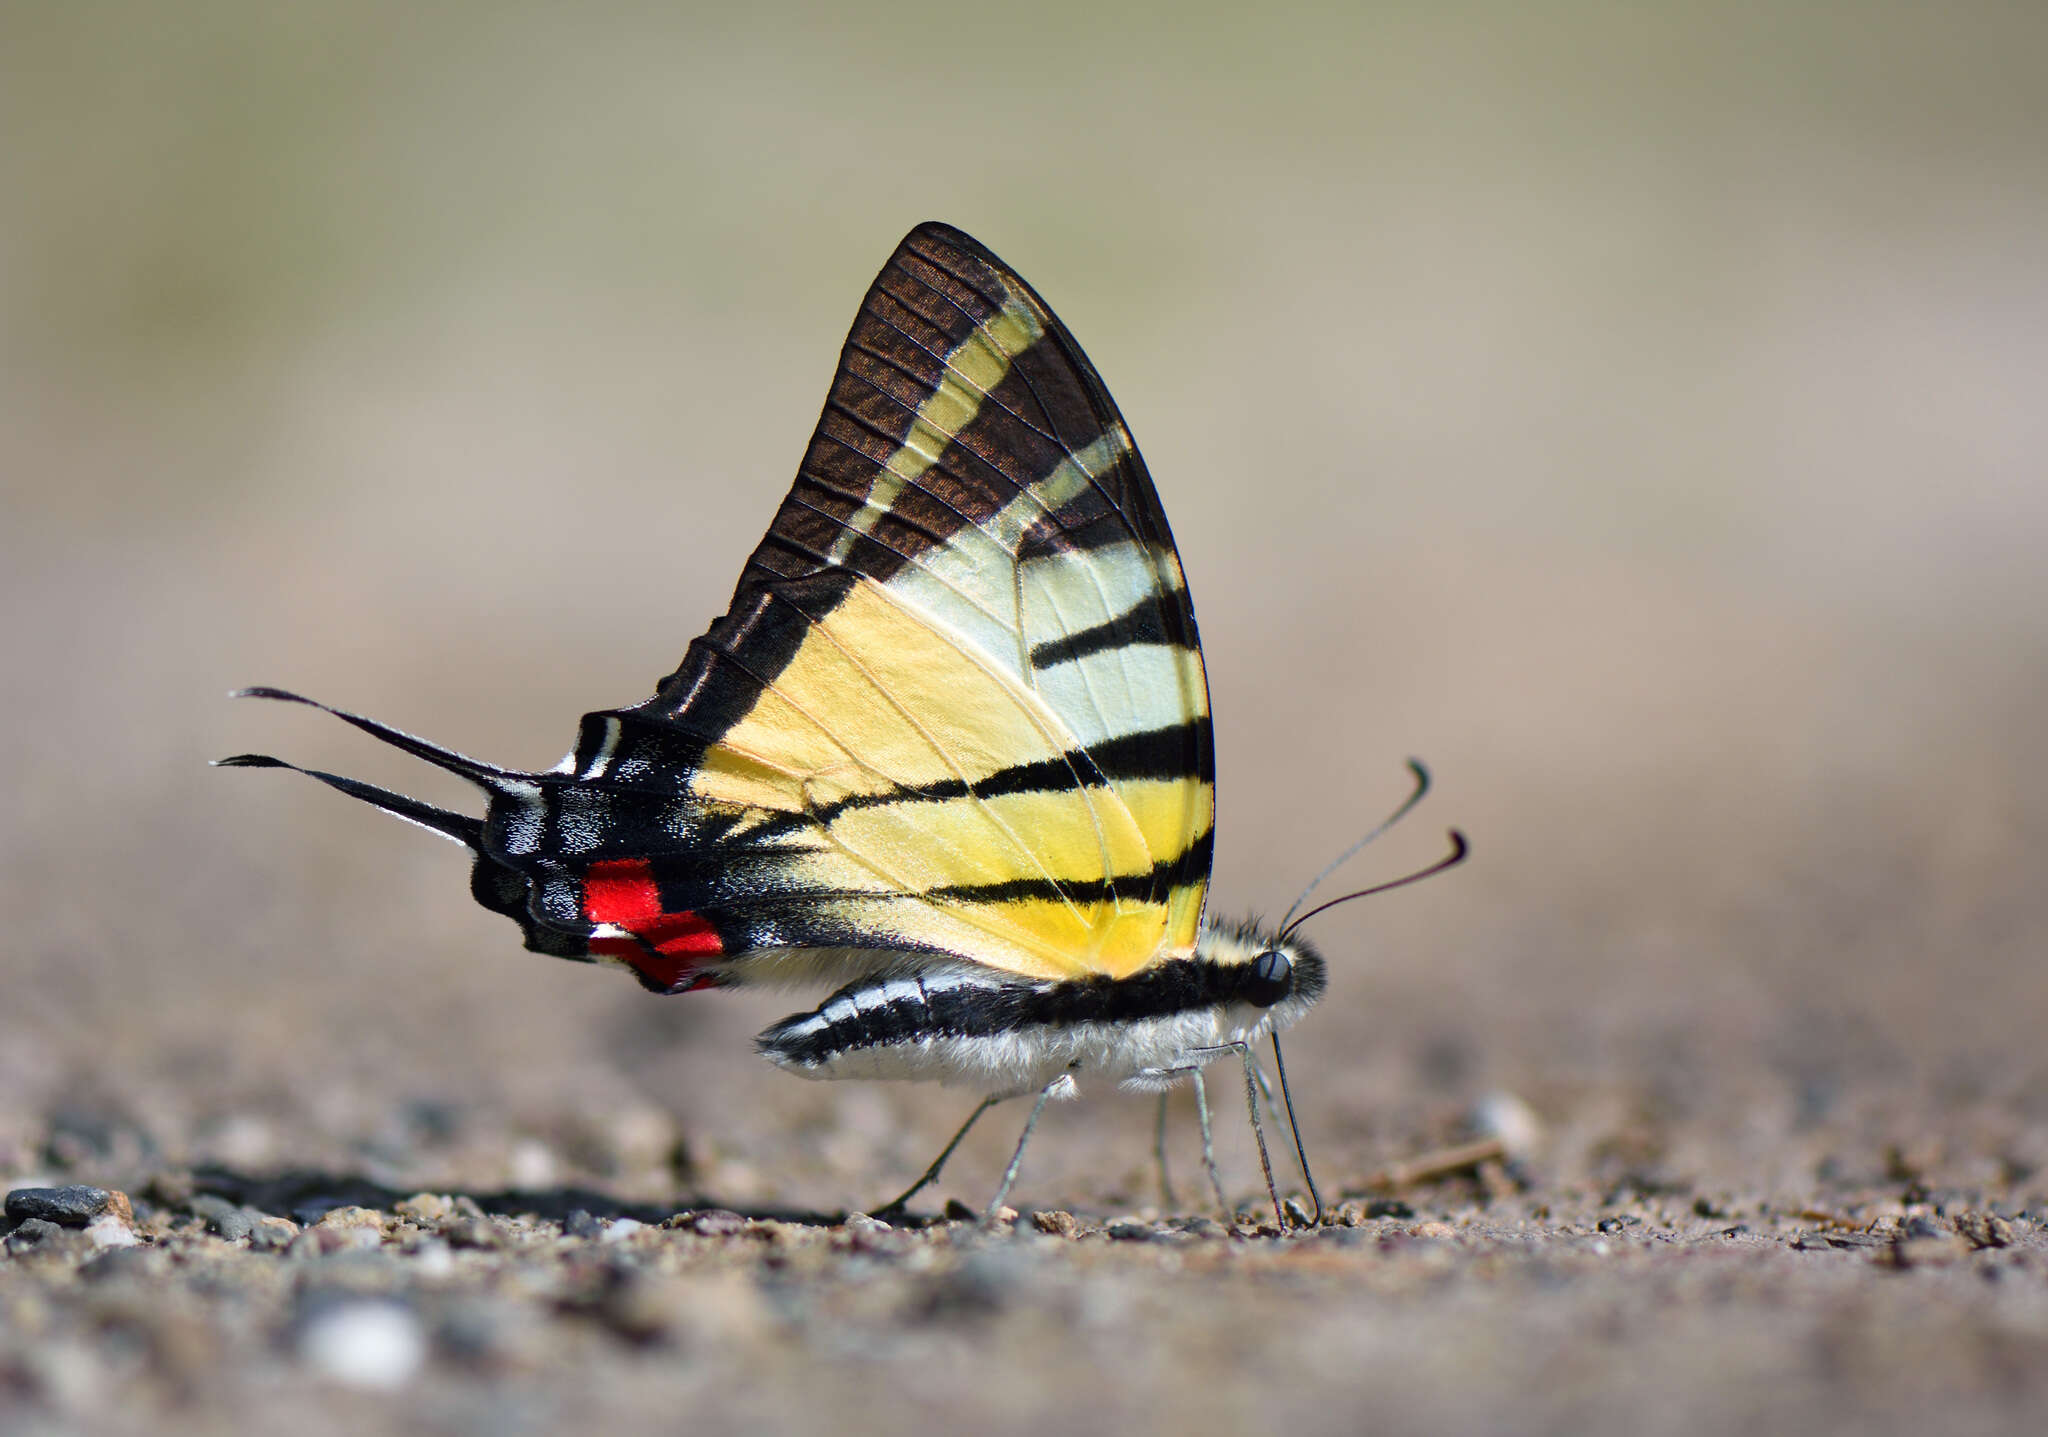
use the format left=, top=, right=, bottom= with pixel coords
left=222, top=223, right=1463, bottom=1225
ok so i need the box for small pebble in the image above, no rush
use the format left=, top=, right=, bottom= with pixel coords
left=297, top=1300, right=425, bottom=1390
left=686, top=1210, right=747, bottom=1237
left=191, top=1196, right=257, bottom=1242
left=393, top=1193, right=455, bottom=1224
left=6, top=1186, right=128, bottom=1228
left=1472, top=1092, right=1546, bottom=1159
left=1106, top=1220, right=1160, bottom=1242
left=6, top=1218, right=77, bottom=1255
left=1955, top=1213, right=2014, bottom=1249
left=250, top=1218, right=300, bottom=1252
left=84, top=1214, right=137, bottom=1249
left=564, top=1209, right=605, bottom=1240
left=443, top=1218, right=506, bottom=1250
left=1032, top=1210, right=1082, bottom=1239
left=840, top=1212, right=908, bottom=1255
left=1409, top=1221, right=1458, bottom=1240
left=318, top=1206, right=388, bottom=1233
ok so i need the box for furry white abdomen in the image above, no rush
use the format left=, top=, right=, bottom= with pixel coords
left=762, top=992, right=1314, bottom=1096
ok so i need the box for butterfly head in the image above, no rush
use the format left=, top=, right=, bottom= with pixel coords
left=1193, top=917, right=1328, bottom=1043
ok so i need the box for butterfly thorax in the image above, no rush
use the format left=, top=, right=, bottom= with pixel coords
left=754, top=918, right=1325, bottom=1096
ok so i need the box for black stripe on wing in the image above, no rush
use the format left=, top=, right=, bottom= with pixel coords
left=595, top=222, right=1211, bottom=772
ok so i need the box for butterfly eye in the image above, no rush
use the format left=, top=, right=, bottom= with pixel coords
left=1244, top=949, right=1293, bottom=1008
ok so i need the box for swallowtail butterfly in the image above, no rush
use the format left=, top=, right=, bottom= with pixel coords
left=223, top=224, right=1462, bottom=1223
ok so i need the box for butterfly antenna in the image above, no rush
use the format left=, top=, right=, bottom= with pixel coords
left=1270, top=1034, right=1323, bottom=1225
left=1277, top=830, right=1469, bottom=943
left=1276, top=759, right=1433, bottom=933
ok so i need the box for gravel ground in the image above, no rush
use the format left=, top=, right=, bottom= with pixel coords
left=4, top=1065, right=2045, bottom=1436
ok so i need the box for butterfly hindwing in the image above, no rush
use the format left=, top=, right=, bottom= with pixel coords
left=240, top=225, right=1216, bottom=994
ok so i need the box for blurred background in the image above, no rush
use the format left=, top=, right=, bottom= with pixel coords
left=3, top=0, right=2043, bottom=1212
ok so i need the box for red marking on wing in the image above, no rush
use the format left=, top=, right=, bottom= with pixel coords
left=584, top=858, right=721, bottom=994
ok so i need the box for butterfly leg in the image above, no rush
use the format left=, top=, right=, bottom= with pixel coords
left=874, top=1094, right=1003, bottom=1218
left=1190, top=1067, right=1232, bottom=1218
left=985, top=1072, right=1075, bottom=1220
left=1154, top=1044, right=1289, bottom=1228
left=1242, top=1047, right=1316, bottom=1219
left=1249, top=1051, right=1278, bottom=1112
left=1230, top=1042, right=1291, bottom=1229
left=1154, top=1091, right=1177, bottom=1210
left=1135, top=1063, right=1232, bottom=1219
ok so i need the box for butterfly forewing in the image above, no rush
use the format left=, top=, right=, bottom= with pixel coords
left=486, top=225, right=1215, bottom=988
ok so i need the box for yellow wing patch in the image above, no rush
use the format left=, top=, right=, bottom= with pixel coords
left=688, top=575, right=1210, bottom=980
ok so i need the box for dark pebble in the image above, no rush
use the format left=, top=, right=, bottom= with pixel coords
left=944, top=1199, right=976, bottom=1222
left=1363, top=1199, right=1415, bottom=1220
left=6, top=1185, right=116, bottom=1227
left=443, top=1218, right=506, bottom=1251
left=565, top=1209, right=605, bottom=1240
left=5, top=1218, right=78, bottom=1254
left=1596, top=1216, right=1641, bottom=1234
left=191, top=1195, right=258, bottom=1242
left=1107, top=1221, right=1161, bottom=1242
left=1902, top=1216, right=1946, bottom=1240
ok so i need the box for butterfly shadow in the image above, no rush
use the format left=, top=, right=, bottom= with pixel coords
left=177, top=1163, right=875, bottom=1231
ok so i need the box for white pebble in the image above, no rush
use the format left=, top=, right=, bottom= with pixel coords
left=299, top=1302, right=425, bottom=1390
left=85, top=1214, right=138, bottom=1249
left=600, top=1218, right=645, bottom=1245
left=1471, top=1091, right=1545, bottom=1158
